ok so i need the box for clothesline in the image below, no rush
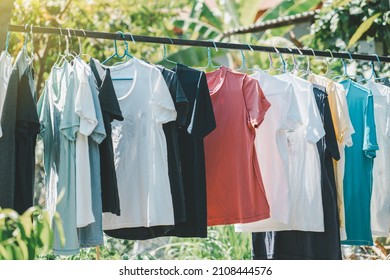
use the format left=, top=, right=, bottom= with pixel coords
left=7, top=24, right=390, bottom=63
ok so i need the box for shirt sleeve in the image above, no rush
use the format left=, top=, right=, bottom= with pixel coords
left=363, top=93, right=379, bottom=158
left=242, top=75, right=271, bottom=129
left=151, top=69, right=177, bottom=125
left=37, top=85, right=50, bottom=136
left=282, top=83, right=302, bottom=131
left=88, top=73, right=106, bottom=144
left=75, top=68, right=98, bottom=136
left=187, top=72, right=216, bottom=138
left=305, top=84, right=326, bottom=144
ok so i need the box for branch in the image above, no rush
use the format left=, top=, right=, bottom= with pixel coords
left=58, top=0, right=73, bottom=20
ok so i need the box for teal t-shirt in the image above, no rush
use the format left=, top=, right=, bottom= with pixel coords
left=340, top=79, right=378, bottom=246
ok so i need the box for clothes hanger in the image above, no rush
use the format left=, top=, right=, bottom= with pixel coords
left=288, top=47, right=302, bottom=76
left=369, top=54, right=388, bottom=85
left=102, top=31, right=127, bottom=65
left=158, top=37, right=177, bottom=66
left=299, top=48, right=316, bottom=78
left=109, top=32, right=134, bottom=81
left=322, top=49, right=334, bottom=77
left=332, top=51, right=359, bottom=82
left=275, top=47, right=288, bottom=73
left=78, top=29, right=92, bottom=61
left=21, top=24, right=33, bottom=64
left=123, top=32, right=136, bottom=61
left=266, top=50, right=278, bottom=73
left=55, top=28, right=76, bottom=67
left=199, top=41, right=220, bottom=72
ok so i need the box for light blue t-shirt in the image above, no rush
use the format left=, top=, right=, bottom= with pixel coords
left=340, top=79, right=378, bottom=246
left=38, top=61, right=80, bottom=255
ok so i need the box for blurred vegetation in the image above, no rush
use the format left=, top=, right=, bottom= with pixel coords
left=2, top=0, right=389, bottom=260
left=0, top=206, right=63, bottom=260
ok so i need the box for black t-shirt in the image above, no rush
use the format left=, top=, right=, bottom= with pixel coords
left=165, top=63, right=216, bottom=238
left=90, top=59, right=124, bottom=216
left=104, top=65, right=190, bottom=240
left=14, top=65, right=40, bottom=214
left=252, top=85, right=341, bottom=260
left=0, top=53, right=36, bottom=211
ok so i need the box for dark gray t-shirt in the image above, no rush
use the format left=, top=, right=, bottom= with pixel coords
left=0, top=51, right=31, bottom=210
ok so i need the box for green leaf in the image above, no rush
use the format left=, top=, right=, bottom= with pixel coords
left=53, top=212, right=65, bottom=247
left=332, top=0, right=352, bottom=8
left=16, top=240, right=29, bottom=260
left=239, top=0, right=262, bottom=26
left=173, top=18, right=223, bottom=41
left=0, top=244, right=12, bottom=260
left=347, top=13, right=381, bottom=48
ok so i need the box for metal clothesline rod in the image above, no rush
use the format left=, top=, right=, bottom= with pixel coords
left=7, top=24, right=390, bottom=63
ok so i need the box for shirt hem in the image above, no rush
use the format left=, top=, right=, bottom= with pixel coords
left=208, top=213, right=270, bottom=226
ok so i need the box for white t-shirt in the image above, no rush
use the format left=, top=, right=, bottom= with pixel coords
left=235, top=71, right=302, bottom=232
left=276, top=72, right=325, bottom=232
left=308, top=74, right=355, bottom=238
left=367, top=81, right=390, bottom=237
left=101, top=58, right=177, bottom=229
left=0, top=51, right=13, bottom=138
left=74, top=58, right=98, bottom=228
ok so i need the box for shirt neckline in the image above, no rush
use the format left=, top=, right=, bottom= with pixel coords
left=95, top=58, right=139, bottom=101
left=205, top=66, right=227, bottom=95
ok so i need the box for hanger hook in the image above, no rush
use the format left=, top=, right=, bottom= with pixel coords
left=275, top=47, right=287, bottom=72
left=125, top=32, right=136, bottom=44
left=246, top=43, right=254, bottom=52
left=289, top=47, right=301, bottom=72
left=268, top=48, right=276, bottom=70
left=167, top=37, right=174, bottom=45
left=209, top=40, right=218, bottom=52
left=117, top=31, right=128, bottom=58
left=323, top=49, right=334, bottom=76
left=369, top=54, right=381, bottom=80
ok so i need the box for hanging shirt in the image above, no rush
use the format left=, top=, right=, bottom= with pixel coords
left=104, top=65, right=189, bottom=240
left=0, top=50, right=29, bottom=210
left=77, top=58, right=106, bottom=248
left=235, top=71, right=302, bottom=232
left=252, top=85, right=342, bottom=260
left=90, top=58, right=123, bottom=216
left=276, top=72, right=325, bottom=231
left=367, top=81, right=390, bottom=238
left=0, top=51, right=13, bottom=138
left=165, top=63, right=216, bottom=238
left=157, top=65, right=188, bottom=224
left=74, top=58, right=98, bottom=228
left=308, top=74, right=355, bottom=238
left=14, top=64, right=40, bottom=214
left=101, top=58, right=177, bottom=230
left=38, top=61, right=80, bottom=255
left=340, top=79, right=378, bottom=246
left=205, top=66, right=271, bottom=226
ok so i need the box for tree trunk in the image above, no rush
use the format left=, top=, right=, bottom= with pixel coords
left=0, top=0, right=15, bottom=50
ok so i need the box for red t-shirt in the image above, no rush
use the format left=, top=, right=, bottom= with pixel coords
left=205, top=66, right=271, bottom=226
